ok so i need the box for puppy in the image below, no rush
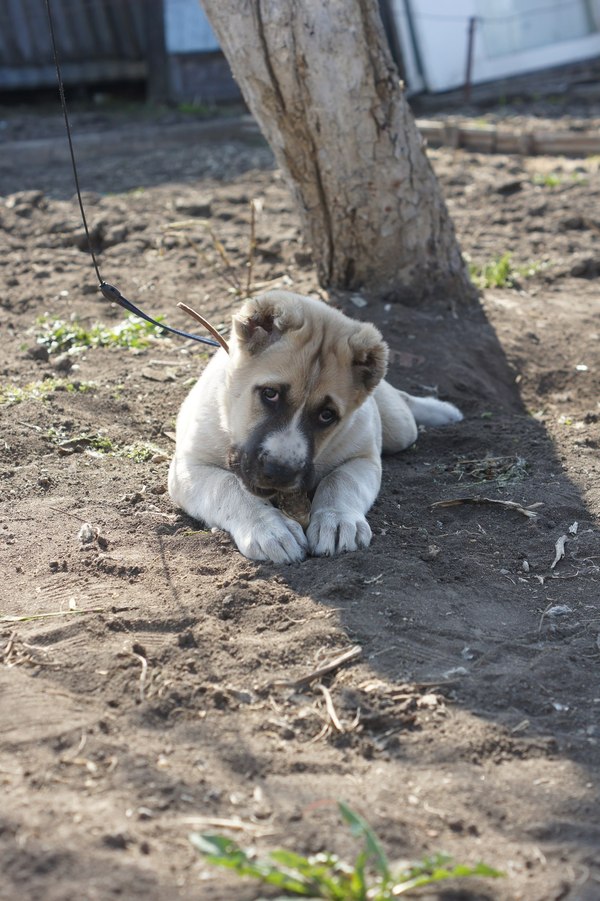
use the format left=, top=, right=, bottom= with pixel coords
left=169, top=290, right=462, bottom=564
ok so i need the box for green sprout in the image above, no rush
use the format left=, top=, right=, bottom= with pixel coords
left=469, top=252, right=549, bottom=290
left=45, top=427, right=165, bottom=462
left=533, top=172, right=562, bottom=188
left=0, top=378, right=95, bottom=406
left=36, top=314, right=166, bottom=355
left=469, top=252, right=514, bottom=289
left=191, top=802, right=503, bottom=899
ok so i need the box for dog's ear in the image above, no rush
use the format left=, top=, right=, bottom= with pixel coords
left=232, top=291, right=303, bottom=355
left=349, top=324, right=388, bottom=392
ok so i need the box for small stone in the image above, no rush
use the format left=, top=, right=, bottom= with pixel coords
left=5, top=190, right=44, bottom=210
left=177, top=630, right=198, bottom=649
left=174, top=195, right=213, bottom=218
left=53, top=353, right=73, bottom=373
left=495, top=179, right=523, bottom=196
left=78, top=522, right=96, bottom=544
left=420, top=544, right=441, bottom=562
left=571, top=257, right=600, bottom=279
left=27, top=344, right=49, bottom=362
left=102, top=833, right=130, bottom=850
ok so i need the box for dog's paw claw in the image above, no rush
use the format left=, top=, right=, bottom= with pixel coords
left=307, top=510, right=372, bottom=557
left=234, top=511, right=308, bottom=564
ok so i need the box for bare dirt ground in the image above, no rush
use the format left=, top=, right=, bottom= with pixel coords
left=1, top=101, right=599, bottom=901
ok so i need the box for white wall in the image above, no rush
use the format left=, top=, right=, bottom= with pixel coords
left=403, top=0, right=600, bottom=92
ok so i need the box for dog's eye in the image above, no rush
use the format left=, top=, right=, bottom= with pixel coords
left=318, top=408, right=337, bottom=426
left=261, top=387, right=279, bottom=404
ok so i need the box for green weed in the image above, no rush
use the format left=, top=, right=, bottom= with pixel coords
left=533, top=172, right=562, bottom=188
left=469, top=253, right=548, bottom=290
left=45, top=427, right=164, bottom=462
left=121, top=442, right=164, bottom=463
left=469, top=252, right=514, bottom=289
left=0, top=379, right=95, bottom=406
left=36, top=314, right=166, bottom=355
left=176, top=101, right=215, bottom=117
left=191, top=801, right=502, bottom=899
left=533, top=171, right=587, bottom=188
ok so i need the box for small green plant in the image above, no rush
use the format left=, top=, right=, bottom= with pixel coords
left=469, top=252, right=514, bottom=289
left=469, top=253, right=549, bottom=290
left=533, top=171, right=587, bottom=188
left=36, top=314, right=166, bottom=355
left=121, top=442, right=164, bottom=462
left=191, top=802, right=502, bottom=899
left=533, top=172, right=562, bottom=188
left=45, top=427, right=164, bottom=462
left=0, top=378, right=95, bottom=406
left=176, top=101, right=215, bottom=117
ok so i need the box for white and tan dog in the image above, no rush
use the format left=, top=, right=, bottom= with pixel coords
left=169, top=290, right=461, bottom=564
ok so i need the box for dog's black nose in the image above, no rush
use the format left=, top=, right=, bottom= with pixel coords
left=259, top=456, right=300, bottom=487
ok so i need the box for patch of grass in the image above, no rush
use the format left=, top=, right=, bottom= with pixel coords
left=176, top=101, right=216, bottom=117
left=0, top=379, right=95, bottom=406
left=191, top=802, right=502, bottom=899
left=36, top=314, right=166, bottom=355
left=533, top=171, right=587, bottom=188
left=121, top=442, right=164, bottom=463
left=45, top=428, right=164, bottom=462
left=533, top=172, right=562, bottom=188
left=469, top=253, right=549, bottom=290
left=516, top=259, right=547, bottom=279
left=469, top=252, right=514, bottom=289
left=46, top=427, right=115, bottom=454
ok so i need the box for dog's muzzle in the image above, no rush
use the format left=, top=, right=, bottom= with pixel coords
left=228, top=445, right=311, bottom=498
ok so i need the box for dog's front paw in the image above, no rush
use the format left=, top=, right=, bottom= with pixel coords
left=307, top=509, right=372, bottom=557
left=233, top=510, right=308, bottom=564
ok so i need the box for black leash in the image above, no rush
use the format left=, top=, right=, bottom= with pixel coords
left=43, top=0, right=219, bottom=348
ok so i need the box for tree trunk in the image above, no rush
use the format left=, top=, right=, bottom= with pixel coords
left=200, top=0, right=475, bottom=304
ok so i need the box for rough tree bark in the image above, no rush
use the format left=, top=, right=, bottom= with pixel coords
left=200, top=0, right=475, bottom=304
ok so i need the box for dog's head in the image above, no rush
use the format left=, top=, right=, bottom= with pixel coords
left=222, top=290, right=388, bottom=498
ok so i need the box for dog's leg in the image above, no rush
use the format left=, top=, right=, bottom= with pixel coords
left=375, top=380, right=462, bottom=454
left=169, top=459, right=308, bottom=564
left=307, top=456, right=382, bottom=557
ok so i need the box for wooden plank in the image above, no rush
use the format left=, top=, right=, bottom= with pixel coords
left=417, top=119, right=600, bottom=157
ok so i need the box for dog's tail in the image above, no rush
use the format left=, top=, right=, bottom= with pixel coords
left=399, top=391, right=463, bottom=427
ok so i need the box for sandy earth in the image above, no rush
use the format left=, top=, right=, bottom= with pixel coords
left=1, top=104, right=599, bottom=901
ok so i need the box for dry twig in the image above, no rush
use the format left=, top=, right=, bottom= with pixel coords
left=268, top=645, right=362, bottom=690
left=177, top=302, right=229, bottom=353
left=431, top=496, right=541, bottom=519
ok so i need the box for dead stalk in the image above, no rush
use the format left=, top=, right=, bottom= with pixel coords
left=268, top=645, right=362, bottom=690
left=316, top=682, right=345, bottom=732
left=431, top=496, right=541, bottom=519
left=131, top=649, right=148, bottom=702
